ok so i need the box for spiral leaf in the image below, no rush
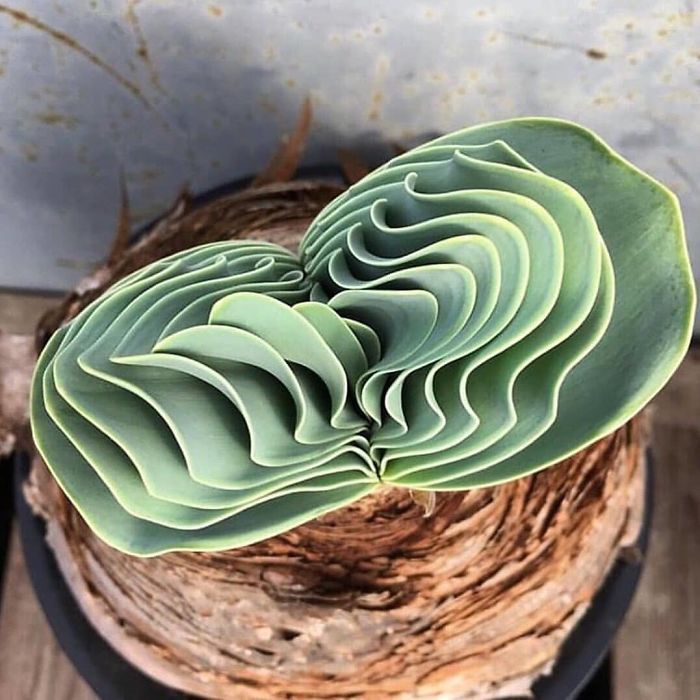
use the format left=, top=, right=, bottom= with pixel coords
left=31, top=241, right=377, bottom=554
left=32, top=119, right=695, bottom=555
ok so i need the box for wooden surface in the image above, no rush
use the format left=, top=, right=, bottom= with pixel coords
left=0, top=289, right=697, bottom=699
left=0, top=292, right=95, bottom=699
left=613, top=348, right=700, bottom=700
left=0, top=292, right=59, bottom=336
left=0, top=529, right=95, bottom=700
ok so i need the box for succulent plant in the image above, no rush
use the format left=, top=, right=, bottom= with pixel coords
left=31, top=118, right=695, bottom=555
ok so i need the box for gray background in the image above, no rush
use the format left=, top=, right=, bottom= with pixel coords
left=1, top=0, right=698, bottom=328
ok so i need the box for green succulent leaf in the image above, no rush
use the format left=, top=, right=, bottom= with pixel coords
left=31, top=118, right=695, bottom=555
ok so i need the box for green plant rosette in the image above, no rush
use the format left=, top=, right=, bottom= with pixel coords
left=31, top=118, right=695, bottom=556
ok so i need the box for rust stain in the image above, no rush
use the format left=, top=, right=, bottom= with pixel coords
left=35, top=110, right=79, bottom=127
left=0, top=4, right=153, bottom=109
left=124, top=0, right=165, bottom=95
left=503, top=31, right=608, bottom=60
left=666, top=11, right=694, bottom=26
left=586, top=48, right=607, bottom=60
left=367, top=55, right=389, bottom=122
left=285, top=78, right=297, bottom=88
left=592, top=96, right=611, bottom=105
left=368, top=90, right=383, bottom=121
left=208, top=4, right=222, bottom=16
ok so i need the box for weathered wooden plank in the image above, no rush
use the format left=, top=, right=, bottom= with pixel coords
left=0, top=528, right=95, bottom=700
left=613, top=348, right=700, bottom=700
left=0, top=292, right=58, bottom=336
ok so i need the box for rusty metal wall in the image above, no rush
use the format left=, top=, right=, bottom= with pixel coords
left=0, top=1, right=698, bottom=326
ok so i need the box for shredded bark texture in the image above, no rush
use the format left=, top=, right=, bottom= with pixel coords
left=22, top=171, right=649, bottom=698
left=26, top=418, right=646, bottom=700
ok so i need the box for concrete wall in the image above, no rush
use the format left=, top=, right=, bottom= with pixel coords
left=1, top=0, right=698, bottom=327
